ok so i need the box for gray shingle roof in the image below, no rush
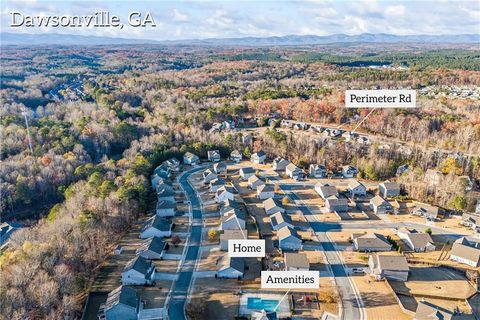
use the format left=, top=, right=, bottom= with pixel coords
left=104, top=285, right=138, bottom=311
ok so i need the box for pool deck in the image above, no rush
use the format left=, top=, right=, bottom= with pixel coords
left=239, top=293, right=291, bottom=318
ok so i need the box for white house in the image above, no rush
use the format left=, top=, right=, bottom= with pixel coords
left=449, top=237, right=480, bottom=267
left=207, top=150, right=221, bottom=162
left=203, top=169, right=218, bottom=184
left=285, top=163, right=304, bottom=180
left=270, top=212, right=294, bottom=231
left=342, top=165, right=358, bottom=178
left=352, top=233, right=392, bottom=252
left=248, top=175, right=265, bottom=190
left=273, top=157, right=290, bottom=171
left=220, top=230, right=247, bottom=251
left=397, top=228, right=435, bottom=252
left=239, top=167, right=255, bottom=180
left=216, top=256, right=245, bottom=279
left=230, top=150, right=243, bottom=163
left=263, top=198, right=285, bottom=215
left=370, top=195, right=393, bottom=214
left=163, top=157, right=180, bottom=172
left=153, top=164, right=171, bottom=179
left=251, top=150, right=267, bottom=164
left=379, top=181, right=401, bottom=198
left=157, top=188, right=175, bottom=203
left=309, top=164, right=327, bottom=178
left=257, top=184, right=275, bottom=200
left=213, top=162, right=227, bottom=174
left=155, top=178, right=173, bottom=194
left=216, top=186, right=236, bottom=203
left=136, top=236, right=167, bottom=260
left=278, top=226, right=302, bottom=251
left=348, top=179, right=366, bottom=197
left=315, top=183, right=338, bottom=200
left=368, top=254, right=409, bottom=281
left=102, top=286, right=141, bottom=320
left=209, top=178, right=225, bottom=193
left=121, top=255, right=156, bottom=285
left=325, top=197, right=348, bottom=212
left=140, top=216, right=172, bottom=239
left=220, top=210, right=246, bottom=230
left=156, top=200, right=176, bottom=217
left=284, top=252, right=309, bottom=271
left=183, top=152, right=200, bottom=165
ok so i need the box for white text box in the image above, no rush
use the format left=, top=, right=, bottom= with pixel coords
left=345, top=90, right=416, bottom=108
left=228, top=239, right=265, bottom=257
left=261, top=271, right=320, bottom=289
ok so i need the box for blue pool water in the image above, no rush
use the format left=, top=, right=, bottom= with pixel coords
left=247, top=297, right=279, bottom=312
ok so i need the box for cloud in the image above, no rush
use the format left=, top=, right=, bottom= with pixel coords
left=172, top=8, right=188, bottom=22
left=385, top=5, right=406, bottom=17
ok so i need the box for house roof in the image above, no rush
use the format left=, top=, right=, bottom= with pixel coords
left=277, top=226, right=300, bottom=241
left=284, top=252, right=309, bottom=269
left=223, top=199, right=240, bottom=209
left=208, top=150, right=220, bottom=157
left=210, top=177, right=226, bottom=186
left=123, top=255, right=154, bottom=275
left=310, top=164, right=327, bottom=170
left=373, top=254, right=409, bottom=271
left=240, top=167, right=254, bottom=174
left=156, top=200, right=175, bottom=209
left=354, top=233, right=391, bottom=249
left=286, top=163, right=299, bottom=172
left=343, top=165, right=357, bottom=171
left=380, top=181, right=400, bottom=192
left=273, top=157, right=289, bottom=165
left=263, top=198, right=283, bottom=211
left=157, top=188, right=174, bottom=197
left=399, top=228, right=434, bottom=249
left=231, top=149, right=241, bottom=157
left=415, top=300, right=453, bottom=320
left=218, top=256, right=245, bottom=273
left=257, top=184, right=275, bottom=193
left=348, top=179, right=365, bottom=190
left=216, top=185, right=236, bottom=196
left=270, top=212, right=292, bottom=227
left=213, top=162, right=226, bottom=170
left=143, top=216, right=172, bottom=232
left=326, top=198, right=348, bottom=206
left=220, top=230, right=247, bottom=241
left=370, top=195, right=389, bottom=207
left=184, top=152, right=198, bottom=159
left=252, top=150, right=266, bottom=158
left=138, top=236, right=166, bottom=255
left=104, top=285, right=138, bottom=311
left=221, top=210, right=246, bottom=223
left=248, top=175, right=261, bottom=183
left=315, top=184, right=338, bottom=198
left=451, top=237, right=480, bottom=264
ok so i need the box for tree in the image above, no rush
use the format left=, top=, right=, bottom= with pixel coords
left=208, top=228, right=218, bottom=241
left=448, top=195, right=467, bottom=211
left=186, top=298, right=206, bottom=320
left=282, top=196, right=290, bottom=205
left=424, top=228, right=432, bottom=235
left=171, top=235, right=181, bottom=247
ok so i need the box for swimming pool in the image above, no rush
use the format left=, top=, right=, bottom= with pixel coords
left=247, top=297, right=279, bottom=312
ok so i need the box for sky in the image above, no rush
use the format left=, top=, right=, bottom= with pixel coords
left=1, top=0, right=479, bottom=40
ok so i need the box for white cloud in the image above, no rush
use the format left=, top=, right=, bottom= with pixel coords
left=173, top=8, right=188, bottom=22
left=385, top=5, right=406, bottom=17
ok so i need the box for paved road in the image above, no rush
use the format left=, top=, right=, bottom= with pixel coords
left=168, top=167, right=204, bottom=320
left=280, top=184, right=365, bottom=320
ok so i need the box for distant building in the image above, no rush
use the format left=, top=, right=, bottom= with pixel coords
left=449, top=237, right=480, bottom=267
left=309, top=164, right=328, bottom=178
left=315, top=183, right=338, bottom=200
left=352, top=233, right=392, bottom=252
left=207, top=150, right=221, bottom=162
left=414, top=300, right=453, bottom=320
left=230, top=150, right=243, bottom=163
left=278, top=226, right=302, bottom=251
left=251, top=150, right=267, bottom=164
left=248, top=175, right=265, bottom=190
left=183, top=152, right=200, bottom=165
left=215, top=186, right=236, bottom=203
left=102, top=285, right=141, bottom=320
left=220, top=230, right=247, bottom=251
left=136, top=236, right=166, bottom=260
left=342, top=165, right=358, bottom=178
left=257, top=184, right=275, bottom=200
left=156, top=200, right=176, bottom=217
left=240, top=167, right=255, bottom=180
left=284, top=252, right=309, bottom=271
left=325, top=197, right=348, bottom=212
left=263, top=198, right=285, bottom=215
left=140, top=216, right=172, bottom=239
left=121, top=255, right=156, bottom=285
left=272, top=157, right=290, bottom=171
left=379, top=181, right=401, bottom=198
left=216, top=256, right=245, bottom=279
left=348, top=179, right=366, bottom=197
left=270, top=212, right=294, bottom=231
left=370, top=195, right=393, bottom=214
left=213, top=162, right=227, bottom=174
left=368, top=254, right=409, bottom=281
left=397, top=228, right=435, bottom=252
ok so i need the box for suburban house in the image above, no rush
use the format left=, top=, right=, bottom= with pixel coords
left=221, top=199, right=241, bottom=215
left=157, top=188, right=175, bottom=203
left=342, top=165, right=358, bottom=178
left=342, top=131, right=357, bottom=142
left=183, top=152, right=199, bottom=165
left=397, top=228, right=435, bottom=252
left=315, top=183, right=338, bottom=200
left=325, top=197, right=348, bottom=212
left=0, top=222, right=23, bottom=247
left=257, top=184, right=275, bottom=200
left=239, top=167, right=255, bottom=180
left=273, top=157, right=290, bottom=171
left=284, top=252, right=310, bottom=271
left=156, top=200, right=175, bottom=217
left=140, top=216, right=172, bottom=239
left=309, top=164, right=328, bottom=178
left=379, top=181, right=401, bottom=198
left=414, top=300, right=453, bottom=320
left=209, top=178, right=226, bottom=193
left=213, top=162, right=227, bottom=174
left=368, top=254, right=410, bottom=281
left=270, top=212, right=294, bottom=231
left=155, top=178, right=173, bottom=194
left=101, top=285, right=141, bottom=320
left=263, top=198, right=285, bottom=215
left=203, top=169, right=218, bottom=184
left=207, top=150, right=221, bottom=162
left=285, top=163, right=305, bottom=180
left=352, top=233, right=392, bottom=252
left=370, top=195, right=393, bottom=214
left=136, top=236, right=167, bottom=260
left=348, top=179, right=366, bottom=197
left=220, top=230, right=247, bottom=251
left=449, top=237, right=480, bottom=267
left=216, top=186, right=236, bottom=203
left=153, top=164, right=171, bottom=180
left=278, top=226, right=302, bottom=251
left=461, top=212, right=480, bottom=233
left=251, top=150, right=267, bottom=164
left=248, top=175, right=265, bottom=190
left=121, top=255, right=156, bottom=285
left=216, top=256, right=245, bottom=279
left=220, top=210, right=246, bottom=230
left=230, top=150, right=243, bottom=163
left=411, top=202, right=439, bottom=220
left=163, top=157, right=180, bottom=172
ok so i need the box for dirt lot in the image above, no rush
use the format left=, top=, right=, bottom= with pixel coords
left=197, top=249, right=223, bottom=271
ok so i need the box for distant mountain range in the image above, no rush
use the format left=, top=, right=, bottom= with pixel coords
left=2, top=32, right=479, bottom=46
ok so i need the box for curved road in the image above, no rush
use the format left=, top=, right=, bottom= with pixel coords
left=169, top=167, right=204, bottom=320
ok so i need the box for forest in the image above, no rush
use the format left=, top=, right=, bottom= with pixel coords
left=0, top=44, right=479, bottom=319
